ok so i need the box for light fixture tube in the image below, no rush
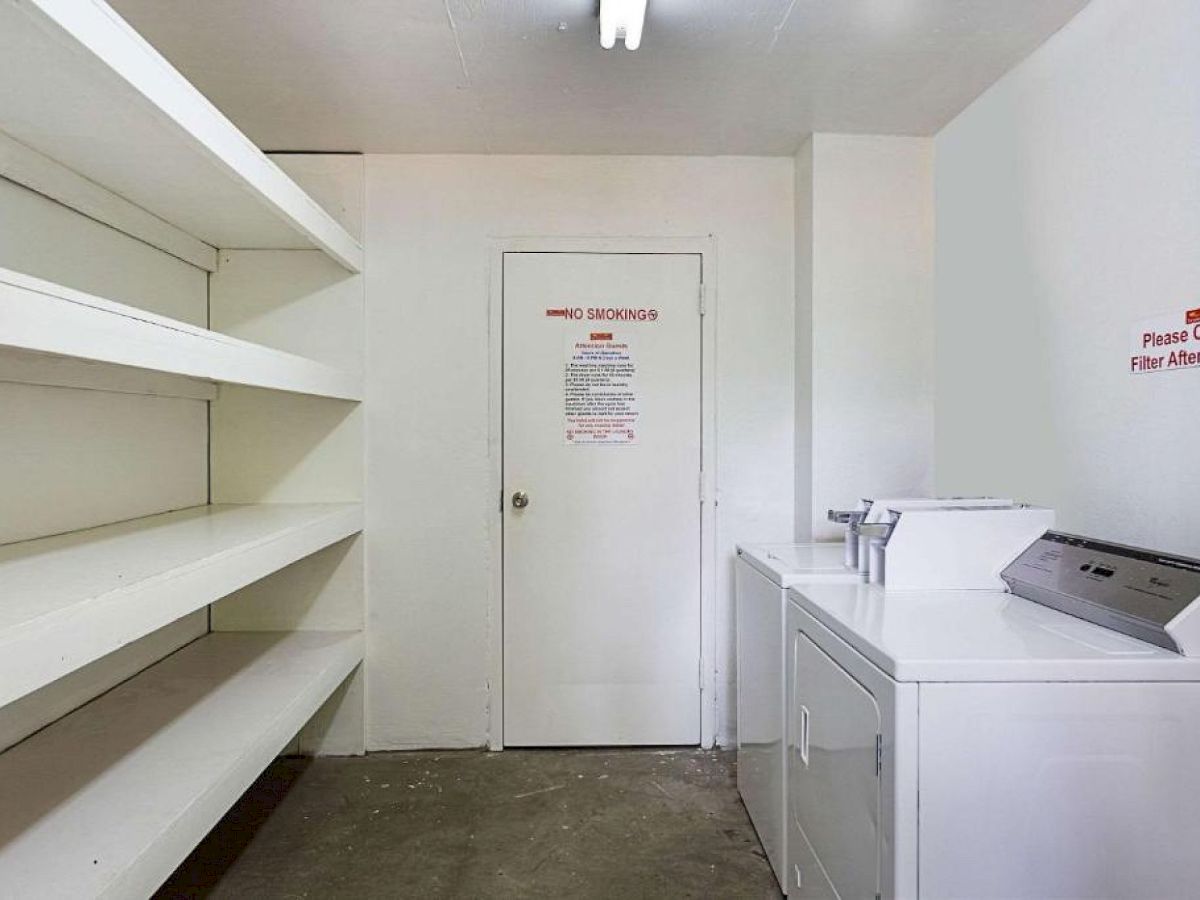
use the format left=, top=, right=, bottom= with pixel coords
left=599, top=0, right=648, bottom=51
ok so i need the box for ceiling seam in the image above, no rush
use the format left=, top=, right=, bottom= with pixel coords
left=443, top=0, right=473, bottom=87
left=442, top=0, right=495, bottom=153
left=767, top=0, right=801, bottom=55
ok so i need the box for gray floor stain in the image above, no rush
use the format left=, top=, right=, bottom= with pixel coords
left=156, top=748, right=779, bottom=899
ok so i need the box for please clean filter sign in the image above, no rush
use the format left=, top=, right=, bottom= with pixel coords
left=1131, top=307, right=1200, bottom=374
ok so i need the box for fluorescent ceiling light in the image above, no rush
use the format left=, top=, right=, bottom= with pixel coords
left=600, top=0, right=648, bottom=51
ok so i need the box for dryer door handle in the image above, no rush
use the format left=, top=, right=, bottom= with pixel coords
left=799, top=705, right=810, bottom=767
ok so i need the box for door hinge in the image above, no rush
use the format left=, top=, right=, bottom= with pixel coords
left=875, top=734, right=883, bottom=777
left=499, top=489, right=505, bottom=514
left=698, top=657, right=705, bottom=691
left=698, top=470, right=706, bottom=504
left=698, top=281, right=707, bottom=316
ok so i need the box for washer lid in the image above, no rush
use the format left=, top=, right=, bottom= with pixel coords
left=737, top=543, right=856, bottom=587
left=788, top=583, right=1200, bottom=682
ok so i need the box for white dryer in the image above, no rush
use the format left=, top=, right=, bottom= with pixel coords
left=736, top=543, right=862, bottom=891
left=784, top=532, right=1200, bottom=898
left=737, top=503, right=1050, bottom=894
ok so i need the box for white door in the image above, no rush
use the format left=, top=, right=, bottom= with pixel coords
left=788, top=623, right=882, bottom=898
left=503, top=251, right=703, bottom=746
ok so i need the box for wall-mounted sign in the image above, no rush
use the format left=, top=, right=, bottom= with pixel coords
left=564, top=332, right=638, bottom=445
left=1131, top=307, right=1200, bottom=374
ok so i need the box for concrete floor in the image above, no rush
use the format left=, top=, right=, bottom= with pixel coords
left=155, top=748, right=779, bottom=899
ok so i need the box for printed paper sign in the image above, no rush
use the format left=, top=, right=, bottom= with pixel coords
left=1131, top=307, right=1200, bottom=374
left=564, top=332, right=638, bottom=444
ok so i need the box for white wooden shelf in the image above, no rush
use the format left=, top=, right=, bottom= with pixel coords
left=0, top=266, right=364, bottom=400
left=0, top=503, right=363, bottom=709
left=0, top=630, right=363, bottom=898
left=0, top=0, right=363, bottom=273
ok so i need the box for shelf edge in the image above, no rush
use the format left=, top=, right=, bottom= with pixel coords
left=21, top=0, right=364, bottom=273
left=0, top=265, right=364, bottom=401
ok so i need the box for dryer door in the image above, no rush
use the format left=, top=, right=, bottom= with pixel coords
left=787, top=623, right=881, bottom=898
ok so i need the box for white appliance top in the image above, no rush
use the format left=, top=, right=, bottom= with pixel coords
left=788, top=582, right=1200, bottom=682
left=737, top=543, right=858, bottom=587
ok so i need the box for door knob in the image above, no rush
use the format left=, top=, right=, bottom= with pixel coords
left=511, top=491, right=530, bottom=509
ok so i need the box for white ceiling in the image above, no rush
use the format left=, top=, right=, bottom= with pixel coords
left=110, top=0, right=1090, bottom=156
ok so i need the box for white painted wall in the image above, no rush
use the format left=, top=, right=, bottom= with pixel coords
left=365, top=155, right=794, bottom=748
left=0, top=384, right=208, bottom=545
left=801, top=135, right=936, bottom=540
left=0, top=177, right=207, bottom=323
left=934, top=0, right=1200, bottom=556
left=794, top=140, right=814, bottom=541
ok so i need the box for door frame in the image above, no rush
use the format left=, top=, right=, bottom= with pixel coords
left=486, top=236, right=718, bottom=750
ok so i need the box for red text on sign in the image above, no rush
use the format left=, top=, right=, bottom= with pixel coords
left=546, top=307, right=659, bottom=322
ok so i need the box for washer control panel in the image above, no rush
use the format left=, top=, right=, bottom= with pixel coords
left=1002, top=532, right=1200, bottom=652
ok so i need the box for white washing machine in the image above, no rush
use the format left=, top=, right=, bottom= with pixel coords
left=736, top=543, right=864, bottom=890
left=784, top=532, right=1200, bottom=898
